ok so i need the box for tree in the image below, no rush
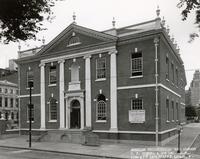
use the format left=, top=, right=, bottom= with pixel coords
left=185, top=105, right=197, bottom=119
left=177, top=0, right=200, bottom=42
left=0, top=0, right=60, bottom=44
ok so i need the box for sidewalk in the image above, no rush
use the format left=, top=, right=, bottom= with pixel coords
left=0, top=123, right=199, bottom=159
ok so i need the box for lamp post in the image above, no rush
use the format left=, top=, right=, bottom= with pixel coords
left=177, top=122, right=183, bottom=153
left=28, top=81, right=33, bottom=148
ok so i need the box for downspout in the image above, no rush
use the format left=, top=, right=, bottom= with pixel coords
left=154, top=37, right=159, bottom=146
left=18, top=65, right=21, bottom=136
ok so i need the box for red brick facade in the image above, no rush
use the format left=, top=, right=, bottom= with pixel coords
left=16, top=17, right=186, bottom=143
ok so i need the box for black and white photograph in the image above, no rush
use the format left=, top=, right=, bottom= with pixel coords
left=0, top=0, right=200, bottom=158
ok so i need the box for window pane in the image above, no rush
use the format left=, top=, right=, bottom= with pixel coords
left=132, top=98, right=143, bottom=110
left=96, top=58, right=106, bottom=79
left=50, top=99, right=57, bottom=120
left=49, top=66, right=57, bottom=84
left=131, top=52, right=143, bottom=76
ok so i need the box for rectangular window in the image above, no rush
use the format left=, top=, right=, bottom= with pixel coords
left=5, top=97, right=8, bottom=107
left=27, top=105, right=34, bottom=122
left=172, top=101, right=174, bottom=121
left=49, top=65, right=57, bottom=85
left=131, top=98, right=143, bottom=110
left=10, top=98, right=13, bottom=107
left=0, top=88, right=2, bottom=93
left=49, top=100, right=57, bottom=120
left=96, top=58, right=106, bottom=79
left=176, top=102, right=179, bottom=121
left=171, top=63, right=174, bottom=83
left=5, top=89, right=7, bottom=94
left=166, top=56, right=169, bottom=79
left=27, top=70, right=34, bottom=88
left=176, top=68, right=178, bottom=86
left=0, top=97, right=2, bottom=107
left=166, top=99, right=169, bottom=121
left=10, top=89, right=13, bottom=94
left=131, top=52, right=143, bottom=77
left=16, top=99, right=19, bottom=107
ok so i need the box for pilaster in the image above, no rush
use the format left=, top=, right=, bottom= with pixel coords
left=84, top=54, right=92, bottom=128
left=109, top=50, right=118, bottom=131
left=58, top=59, right=65, bottom=129
left=39, top=62, right=46, bottom=129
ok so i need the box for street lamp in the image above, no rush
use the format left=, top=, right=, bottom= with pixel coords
left=177, top=122, right=183, bottom=153
left=28, top=80, right=33, bottom=148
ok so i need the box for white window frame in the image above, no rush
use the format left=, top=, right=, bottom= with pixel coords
left=131, top=52, right=143, bottom=77
left=96, top=57, right=106, bottom=80
left=96, top=95, right=107, bottom=122
left=49, top=65, right=57, bottom=86
left=48, top=98, right=58, bottom=122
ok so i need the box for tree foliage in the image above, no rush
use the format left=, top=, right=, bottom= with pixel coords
left=185, top=105, right=197, bottom=117
left=0, top=0, right=59, bottom=44
left=177, top=0, right=200, bottom=41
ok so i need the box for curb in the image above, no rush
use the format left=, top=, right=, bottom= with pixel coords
left=0, top=145, right=128, bottom=159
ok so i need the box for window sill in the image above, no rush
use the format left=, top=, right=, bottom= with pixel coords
left=48, top=120, right=57, bottom=122
left=130, top=75, right=143, bottom=79
left=27, top=121, right=34, bottom=123
left=172, top=120, right=175, bottom=122
left=176, top=120, right=179, bottom=122
left=26, top=87, right=34, bottom=90
left=166, top=79, right=169, bottom=82
left=96, top=120, right=107, bottom=123
left=48, top=84, right=57, bottom=87
left=166, top=120, right=170, bottom=123
left=95, top=78, right=106, bottom=82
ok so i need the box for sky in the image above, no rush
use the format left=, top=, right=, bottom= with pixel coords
left=0, top=0, right=199, bottom=89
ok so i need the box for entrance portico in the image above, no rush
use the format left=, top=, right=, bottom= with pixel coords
left=65, top=91, right=84, bottom=129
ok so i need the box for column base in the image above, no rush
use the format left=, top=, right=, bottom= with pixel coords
left=40, top=127, right=46, bottom=130
left=109, top=127, right=118, bottom=132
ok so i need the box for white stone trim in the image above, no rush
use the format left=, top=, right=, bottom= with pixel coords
left=117, top=83, right=181, bottom=97
left=180, top=102, right=185, bottom=106
left=40, top=63, right=46, bottom=129
left=19, top=94, right=41, bottom=98
left=41, top=46, right=116, bottom=64
left=58, top=59, right=65, bottom=129
left=84, top=55, right=92, bottom=127
left=109, top=50, right=118, bottom=131
left=93, top=128, right=177, bottom=134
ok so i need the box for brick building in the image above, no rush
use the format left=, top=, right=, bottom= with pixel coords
left=189, top=70, right=200, bottom=107
left=16, top=10, right=186, bottom=144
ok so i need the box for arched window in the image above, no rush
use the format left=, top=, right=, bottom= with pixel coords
left=96, top=94, right=107, bottom=121
left=49, top=98, right=57, bottom=121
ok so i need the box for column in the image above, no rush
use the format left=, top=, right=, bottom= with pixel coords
left=84, top=55, right=92, bottom=128
left=80, top=96, right=84, bottom=129
left=40, top=63, right=46, bottom=129
left=58, top=59, right=65, bottom=129
left=109, top=50, right=118, bottom=131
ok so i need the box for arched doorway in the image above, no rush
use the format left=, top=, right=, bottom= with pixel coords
left=70, top=99, right=81, bottom=129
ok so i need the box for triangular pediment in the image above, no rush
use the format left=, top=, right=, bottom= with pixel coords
left=37, top=23, right=117, bottom=56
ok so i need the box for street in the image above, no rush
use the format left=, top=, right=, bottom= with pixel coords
left=0, top=147, right=104, bottom=159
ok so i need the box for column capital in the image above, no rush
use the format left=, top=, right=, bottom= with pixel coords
left=39, top=62, right=45, bottom=67
left=154, top=37, right=159, bottom=45
left=83, top=54, right=91, bottom=59
left=108, top=50, right=118, bottom=55
left=58, top=59, right=65, bottom=64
